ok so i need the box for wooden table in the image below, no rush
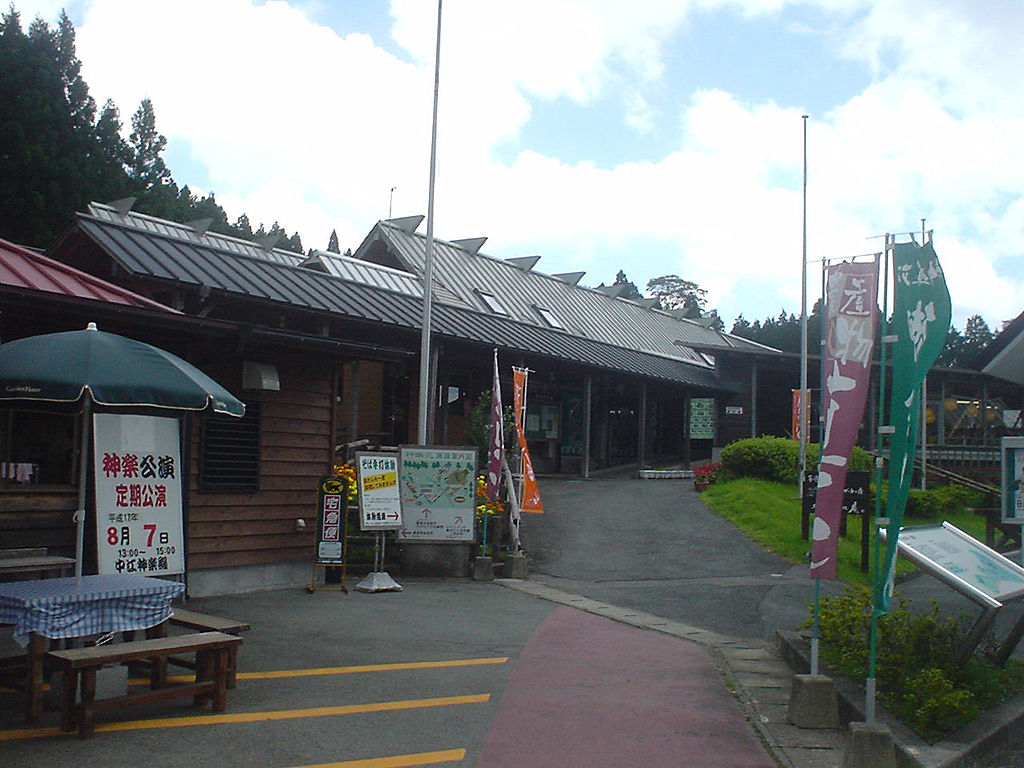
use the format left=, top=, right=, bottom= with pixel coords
left=0, top=573, right=185, bottom=721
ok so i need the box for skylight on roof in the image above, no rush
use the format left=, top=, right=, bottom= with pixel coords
left=477, top=290, right=508, bottom=315
left=536, top=306, right=564, bottom=329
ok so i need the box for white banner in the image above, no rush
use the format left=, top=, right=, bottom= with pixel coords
left=93, top=414, right=185, bottom=575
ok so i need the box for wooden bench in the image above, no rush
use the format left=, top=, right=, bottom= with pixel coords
left=47, top=631, right=242, bottom=738
left=0, top=547, right=75, bottom=581
left=168, top=608, right=250, bottom=688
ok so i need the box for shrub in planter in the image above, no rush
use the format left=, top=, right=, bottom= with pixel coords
left=810, top=585, right=1024, bottom=741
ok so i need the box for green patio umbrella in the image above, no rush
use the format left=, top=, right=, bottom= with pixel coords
left=0, top=322, right=245, bottom=578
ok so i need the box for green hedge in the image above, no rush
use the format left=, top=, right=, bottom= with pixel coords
left=719, top=437, right=872, bottom=484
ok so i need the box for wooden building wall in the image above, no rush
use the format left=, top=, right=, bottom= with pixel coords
left=186, top=354, right=333, bottom=571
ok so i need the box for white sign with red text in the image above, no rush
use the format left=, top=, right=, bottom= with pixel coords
left=93, top=414, right=185, bottom=575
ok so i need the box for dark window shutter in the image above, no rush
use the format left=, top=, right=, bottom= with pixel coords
left=200, top=401, right=260, bottom=491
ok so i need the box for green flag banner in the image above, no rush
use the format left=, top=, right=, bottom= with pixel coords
left=876, top=241, right=951, bottom=614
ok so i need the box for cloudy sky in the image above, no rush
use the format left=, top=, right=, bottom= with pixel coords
left=14, top=0, right=1024, bottom=331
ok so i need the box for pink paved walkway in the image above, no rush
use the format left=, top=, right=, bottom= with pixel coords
left=477, top=606, right=775, bottom=768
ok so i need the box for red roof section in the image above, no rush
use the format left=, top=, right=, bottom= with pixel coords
left=0, top=236, right=178, bottom=313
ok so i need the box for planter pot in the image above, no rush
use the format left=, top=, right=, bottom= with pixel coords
left=694, top=480, right=709, bottom=492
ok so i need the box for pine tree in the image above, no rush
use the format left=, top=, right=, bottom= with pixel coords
left=327, top=229, right=340, bottom=253
left=612, top=269, right=643, bottom=301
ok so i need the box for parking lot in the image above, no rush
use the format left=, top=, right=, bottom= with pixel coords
left=1, top=580, right=553, bottom=768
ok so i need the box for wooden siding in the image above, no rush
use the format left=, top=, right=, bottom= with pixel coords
left=186, top=355, right=333, bottom=571
left=0, top=491, right=78, bottom=556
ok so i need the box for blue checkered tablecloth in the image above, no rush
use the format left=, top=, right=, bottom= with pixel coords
left=0, top=573, right=185, bottom=646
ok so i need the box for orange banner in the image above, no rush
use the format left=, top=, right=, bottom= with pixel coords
left=791, top=389, right=810, bottom=441
left=512, top=368, right=543, bottom=513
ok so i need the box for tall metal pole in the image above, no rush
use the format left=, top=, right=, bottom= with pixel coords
left=417, top=0, right=443, bottom=445
left=799, top=115, right=809, bottom=480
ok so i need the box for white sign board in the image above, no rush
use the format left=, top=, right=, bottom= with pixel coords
left=1002, top=436, right=1024, bottom=524
left=93, top=414, right=185, bottom=575
left=355, top=452, right=402, bottom=531
left=397, top=446, right=476, bottom=542
left=887, top=522, right=1024, bottom=606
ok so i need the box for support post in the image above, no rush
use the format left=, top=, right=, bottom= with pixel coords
left=638, top=383, right=647, bottom=470
left=582, top=374, right=592, bottom=478
left=750, top=358, right=758, bottom=437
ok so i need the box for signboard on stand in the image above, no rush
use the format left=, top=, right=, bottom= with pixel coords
left=93, top=413, right=184, bottom=576
left=315, top=476, right=346, bottom=565
left=355, top=452, right=402, bottom=531
left=397, top=446, right=476, bottom=542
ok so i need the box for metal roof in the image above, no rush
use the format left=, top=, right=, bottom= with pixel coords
left=355, top=219, right=774, bottom=359
left=0, top=236, right=178, bottom=312
left=56, top=205, right=741, bottom=389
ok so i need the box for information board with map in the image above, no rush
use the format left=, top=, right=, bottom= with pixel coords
left=886, top=522, right=1024, bottom=606
left=397, top=446, right=476, bottom=542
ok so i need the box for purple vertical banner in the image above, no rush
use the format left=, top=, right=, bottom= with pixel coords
left=810, top=258, right=879, bottom=579
left=486, top=350, right=504, bottom=502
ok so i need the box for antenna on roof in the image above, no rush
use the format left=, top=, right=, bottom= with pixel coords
left=186, top=218, right=214, bottom=236
left=451, top=237, right=487, bottom=255
left=386, top=215, right=424, bottom=233
left=256, top=233, right=282, bottom=251
left=553, top=271, right=585, bottom=286
left=107, top=197, right=136, bottom=216
left=506, top=255, right=540, bottom=271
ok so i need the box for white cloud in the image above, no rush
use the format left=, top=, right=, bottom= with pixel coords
left=9, top=0, right=1024, bottom=331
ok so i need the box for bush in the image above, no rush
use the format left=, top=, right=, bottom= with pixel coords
left=812, top=586, right=1024, bottom=741
left=904, top=485, right=988, bottom=520
left=719, top=437, right=872, bottom=484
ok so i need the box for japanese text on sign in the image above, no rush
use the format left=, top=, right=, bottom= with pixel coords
left=93, top=414, right=185, bottom=576
left=397, top=446, right=475, bottom=542
left=356, top=452, right=403, bottom=531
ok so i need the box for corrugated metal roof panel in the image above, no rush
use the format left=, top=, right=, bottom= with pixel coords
left=86, top=201, right=306, bottom=267
left=0, top=236, right=178, bottom=312
left=360, top=221, right=776, bottom=363
left=65, top=208, right=731, bottom=389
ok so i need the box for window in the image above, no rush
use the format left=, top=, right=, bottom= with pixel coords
left=476, top=291, right=509, bottom=315
left=535, top=306, right=564, bottom=329
left=0, top=409, right=77, bottom=487
left=200, top=401, right=260, bottom=491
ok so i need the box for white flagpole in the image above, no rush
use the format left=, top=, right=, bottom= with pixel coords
left=417, top=0, right=443, bottom=445
left=799, top=115, right=809, bottom=480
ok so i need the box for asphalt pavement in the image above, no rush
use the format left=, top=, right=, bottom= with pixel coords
left=3, top=474, right=1024, bottom=767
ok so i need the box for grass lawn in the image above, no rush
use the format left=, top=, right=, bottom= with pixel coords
left=701, top=477, right=991, bottom=588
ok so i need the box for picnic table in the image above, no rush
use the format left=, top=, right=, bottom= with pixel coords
left=0, top=573, right=184, bottom=721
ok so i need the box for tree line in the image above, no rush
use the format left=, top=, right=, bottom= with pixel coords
left=610, top=269, right=999, bottom=369
left=0, top=7, right=306, bottom=252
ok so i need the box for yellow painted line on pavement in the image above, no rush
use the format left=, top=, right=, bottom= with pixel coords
left=128, top=656, right=508, bottom=686
left=0, top=694, right=490, bottom=742
left=282, top=749, right=466, bottom=768
left=238, top=656, right=508, bottom=681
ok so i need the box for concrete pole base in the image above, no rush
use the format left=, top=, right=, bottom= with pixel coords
left=506, top=554, right=529, bottom=579
left=473, top=556, right=494, bottom=581
left=787, top=673, right=840, bottom=728
left=842, top=721, right=897, bottom=768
